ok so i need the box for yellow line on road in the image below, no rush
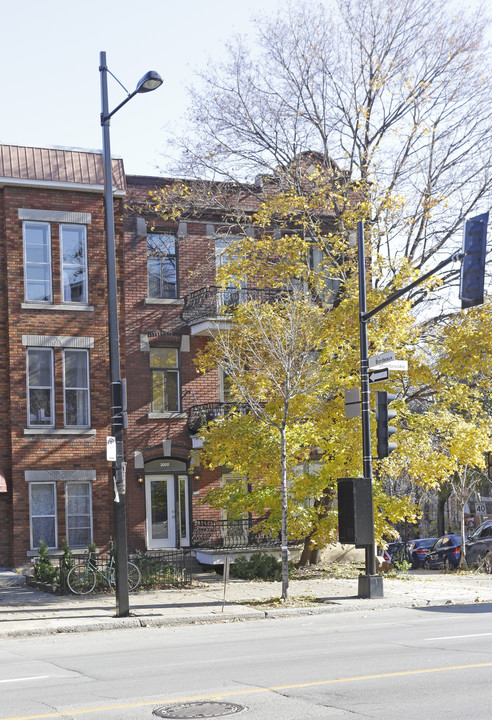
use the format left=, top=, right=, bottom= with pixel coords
left=4, top=661, right=492, bottom=720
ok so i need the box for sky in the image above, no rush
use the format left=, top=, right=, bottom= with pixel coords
left=0, top=0, right=283, bottom=177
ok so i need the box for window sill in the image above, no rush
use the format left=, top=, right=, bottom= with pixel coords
left=24, top=428, right=96, bottom=436
left=147, top=412, right=187, bottom=420
left=144, top=297, right=184, bottom=306
left=21, top=303, right=94, bottom=312
left=27, top=547, right=98, bottom=558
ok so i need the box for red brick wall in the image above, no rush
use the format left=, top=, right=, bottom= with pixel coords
left=0, top=185, right=125, bottom=566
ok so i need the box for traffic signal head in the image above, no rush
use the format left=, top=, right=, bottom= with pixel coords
left=460, top=212, right=489, bottom=310
left=376, top=390, right=397, bottom=459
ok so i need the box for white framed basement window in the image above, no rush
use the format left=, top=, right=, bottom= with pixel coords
left=65, top=481, right=93, bottom=547
left=29, top=482, right=57, bottom=549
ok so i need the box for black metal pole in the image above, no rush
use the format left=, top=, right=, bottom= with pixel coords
left=100, top=51, right=130, bottom=618
left=357, top=220, right=383, bottom=598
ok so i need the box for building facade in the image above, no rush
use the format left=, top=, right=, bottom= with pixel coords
left=0, top=144, right=125, bottom=568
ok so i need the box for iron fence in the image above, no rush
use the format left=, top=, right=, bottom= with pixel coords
left=192, top=518, right=283, bottom=550
left=187, top=402, right=252, bottom=434
left=182, top=286, right=288, bottom=324
left=54, top=548, right=193, bottom=594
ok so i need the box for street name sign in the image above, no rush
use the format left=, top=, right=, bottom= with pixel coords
left=369, top=351, right=395, bottom=368
left=383, top=360, right=408, bottom=372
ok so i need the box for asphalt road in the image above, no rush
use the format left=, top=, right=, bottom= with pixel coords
left=1, top=603, right=492, bottom=720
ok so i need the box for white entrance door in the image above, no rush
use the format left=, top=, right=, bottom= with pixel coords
left=145, top=475, right=176, bottom=548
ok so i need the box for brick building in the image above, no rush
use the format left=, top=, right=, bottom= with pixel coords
left=0, top=144, right=330, bottom=569
left=122, top=175, right=247, bottom=559
left=0, top=144, right=125, bottom=568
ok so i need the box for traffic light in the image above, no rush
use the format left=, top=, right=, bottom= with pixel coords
left=460, top=212, right=489, bottom=310
left=376, top=390, right=397, bottom=459
left=487, top=451, right=492, bottom=481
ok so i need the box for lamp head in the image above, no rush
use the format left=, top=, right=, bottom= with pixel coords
left=136, top=70, right=163, bottom=93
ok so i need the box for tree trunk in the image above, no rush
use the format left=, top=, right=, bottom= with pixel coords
left=459, top=495, right=468, bottom=570
left=280, top=426, right=289, bottom=600
left=299, top=540, right=321, bottom=566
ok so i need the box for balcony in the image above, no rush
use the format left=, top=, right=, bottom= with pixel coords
left=181, top=286, right=285, bottom=336
left=187, top=402, right=251, bottom=435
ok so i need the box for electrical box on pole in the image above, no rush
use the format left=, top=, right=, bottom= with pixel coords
left=376, top=391, right=398, bottom=459
left=337, top=478, right=374, bottom=546
left=460, top=212, right=489, bottom=309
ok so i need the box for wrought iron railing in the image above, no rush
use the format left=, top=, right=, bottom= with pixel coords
left=55, top=548, right=193, bottom=594
left=187, top=402, right=251, bottom=434
left=182, top=286, right=288, bottom=324
left=192, top=519, right=279, bottom=549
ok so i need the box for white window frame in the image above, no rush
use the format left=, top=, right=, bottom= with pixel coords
left=23, top=221, right=52, bottom=303
left=27, top=348, right=54, bottom=428
left=65, top=481, right=93, bottom=548
left=60, top=224, right=88, bottom=304
left=29, top=481, right=57, bottom=550
left=63, top=348, right=90, bottom=428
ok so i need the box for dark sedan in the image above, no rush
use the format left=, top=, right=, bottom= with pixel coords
left=424, top=534, right=461, bottom=570
left=406, top=537, right=438, bottom=568
left=465, top=520, right=492, bottom=567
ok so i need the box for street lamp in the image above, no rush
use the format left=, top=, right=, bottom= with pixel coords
left=99, top=51, right=162, bottom=617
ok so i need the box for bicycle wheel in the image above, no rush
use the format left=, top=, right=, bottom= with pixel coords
left=127, top=562, right=141, bottom=592
left=109, top=562, right=141, bottom=592
left=67, top=564, right=97, bottom=594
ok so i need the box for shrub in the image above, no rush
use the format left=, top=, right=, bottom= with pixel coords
left=230, top=553, right=282, bottom=581
left=33, top=540, right=59, bottom=584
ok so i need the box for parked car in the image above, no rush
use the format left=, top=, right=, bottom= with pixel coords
left=406, top=538, right=438, bottom=569
left=465, top=520, right=492, bottom=567
left=424, top=534, right=462, bottom=570
left=386, top=542, right=405, bottom=562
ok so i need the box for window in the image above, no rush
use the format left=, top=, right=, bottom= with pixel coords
left=61, top=225, right=88, bottom=303
left=27, top=348, right=54, bottom=427
left=23, top=222, right=52, bottom=302
left=215, top=237, right=246, bottom=308
left=66, top=482, right=92, bottom=547
left=147, top=234, right=177, bottom=299
left=150, top=348, right=180, bottom=412
left=219, top=367, right=234, bottom=403
left=64, top=349, right=90, bottom=427
left=30, top=482, right=57, bottom=549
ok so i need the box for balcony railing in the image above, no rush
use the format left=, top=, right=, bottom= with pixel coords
left=182, top=286, right=287, bottom=325
left=192, top=519, right=280, bottom=549
left=187, top=402, right=251, bottom=434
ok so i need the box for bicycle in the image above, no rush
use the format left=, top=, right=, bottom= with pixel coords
left=67, top=544, right=141, bottom=595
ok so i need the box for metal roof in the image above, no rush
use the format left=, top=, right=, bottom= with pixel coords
left=0, top=144, right=126, bottom=193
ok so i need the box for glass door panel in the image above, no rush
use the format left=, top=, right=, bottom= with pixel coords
left=178, top=475, right=190, bottom=546
left=145, top=476, right=175, bottom=548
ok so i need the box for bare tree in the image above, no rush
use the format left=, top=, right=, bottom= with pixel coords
left=199, top=292, right=330, bottom=600
left=167, top=0, right=492, bottom=308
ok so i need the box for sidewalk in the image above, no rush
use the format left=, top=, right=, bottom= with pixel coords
left=1, top=570, right=491, bottom=639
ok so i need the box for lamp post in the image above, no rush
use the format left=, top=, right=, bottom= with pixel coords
left=99, top=51, right=162, bottom=617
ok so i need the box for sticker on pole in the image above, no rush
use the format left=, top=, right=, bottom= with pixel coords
left=106, top=436, right=117, bottom=462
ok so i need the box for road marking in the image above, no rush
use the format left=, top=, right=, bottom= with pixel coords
left=3, top=662, right=492, bottom=719
left=424, top=632, right=492, bottom=641
left=0, top=677, right=49, bottom=685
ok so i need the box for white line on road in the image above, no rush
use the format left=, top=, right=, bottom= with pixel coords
left=0, top=676, right=49, bottom=684
left=424, top=632, right=492, bottom=641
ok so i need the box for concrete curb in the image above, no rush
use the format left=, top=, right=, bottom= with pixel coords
left=0, top=595, right=482, bottom=640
